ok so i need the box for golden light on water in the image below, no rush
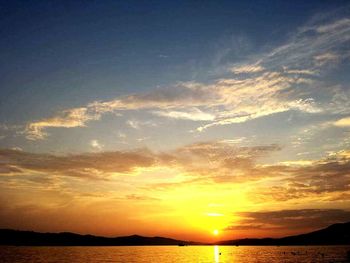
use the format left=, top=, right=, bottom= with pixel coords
left=214, top=245, right=220, bottom=263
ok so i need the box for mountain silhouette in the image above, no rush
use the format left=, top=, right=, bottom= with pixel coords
left=219, top=221, right=350, bottom=245
left=0, top=221, right=349, bottom=246
left=0, top=230, right=197, bottom=246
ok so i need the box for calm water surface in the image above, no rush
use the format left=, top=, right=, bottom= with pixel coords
left=0, top=245, right=349, bottom=262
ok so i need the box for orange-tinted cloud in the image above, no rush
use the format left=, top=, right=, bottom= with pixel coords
left=0, top=148, right=160, bottom=179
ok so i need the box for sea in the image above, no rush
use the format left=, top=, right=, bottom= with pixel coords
left=0, top=245, right=349, bottom=262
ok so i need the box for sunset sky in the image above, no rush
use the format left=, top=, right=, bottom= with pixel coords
left=1, top=1, right=350, bottom=242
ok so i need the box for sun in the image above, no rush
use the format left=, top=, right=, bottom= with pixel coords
left=213, top=229, right=219, bottom=236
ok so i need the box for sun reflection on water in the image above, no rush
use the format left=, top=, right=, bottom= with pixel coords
left=214, top=245, right=220, bottom=263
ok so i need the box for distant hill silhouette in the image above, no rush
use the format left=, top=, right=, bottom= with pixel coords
left=219, top=221, right=350, bottom=245
left=0, top=221, right=349, bottom=246
left=0, top=230, right=198, bottom=246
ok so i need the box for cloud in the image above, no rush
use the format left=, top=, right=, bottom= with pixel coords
left=219, top=137, right=247, bottom=144
left=2, top=139, right=349, bottom=204
left=284, top=69, right=317, bottom=75
left=90, top=140, right=103, bottom=150
left=0, top=141, right=280, bottom=183
left=165, top=142, right=282, bottom=184
left=174, top=142, right=280, bottom=161
left=140, top=141, right=350, bottom=201
left=315, top=18, right=350, bottom=33
left=206, top=213, right=224, bottom=217
left=252, top=150, right=350, bottom=202
left=334, top=117, right=350, bottom=127
left=153, top=108, right=215, bottom=121
left=26, top=107, right=100, bottom=140
left=231, top=63, right=265, bottom=74
left=124, top=194, right=160, bottom=201
left=117, top=131, right=127, bottom=138
left=313, top=52, right=340, bottom=67
left=0, top=124, right=24, bottom=140
left=23, top=13, right=350, bottom=139
left=0, top=148, right=160, bottom=179
left=1, top=141, right=350, bottom=235
left=126, top=119, right=158, bottom=129
left=126, top=120, right=140, bottom=129
left=225, top=209, right=350, bottom=232
left=262, top=14, right=350, bottom=71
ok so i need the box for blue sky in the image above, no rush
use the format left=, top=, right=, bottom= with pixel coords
left=1, top=0, right=349, bottom=154
left=0, top=1, right=350, bottom=239
left=1, top=1, right=346, bottom=121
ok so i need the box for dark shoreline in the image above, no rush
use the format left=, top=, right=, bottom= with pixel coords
left=1, top=221, right=349, bottom=246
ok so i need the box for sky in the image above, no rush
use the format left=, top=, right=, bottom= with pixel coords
left=1, top=0, right=350, bottom=242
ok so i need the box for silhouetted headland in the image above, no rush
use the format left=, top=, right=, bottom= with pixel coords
left=0, top=221, right=349, bottom=246
left=219, top=221, right=350, bottom=246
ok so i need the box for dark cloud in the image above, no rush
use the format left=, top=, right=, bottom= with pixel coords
left=254, top=154, right=350, bottom=201
left=1, top=144, right=349, bottom=203
left=0, top=149, right=160, bottom=179
left=0, top=142, right=280, bottom=181
left=225, top=209, right=350, bottom=231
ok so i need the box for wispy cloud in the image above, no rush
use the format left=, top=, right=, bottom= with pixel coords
left=314, top=52, right=340, bottom=67
left=26, top=107, right=100, bottom=140
left=126, top=119, right=157, bottom=129
left=230, top=63, right=264, bottom=74
left=23, top=13, right=350, bottom=140
left=153, top=108, right=215, bottom=121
